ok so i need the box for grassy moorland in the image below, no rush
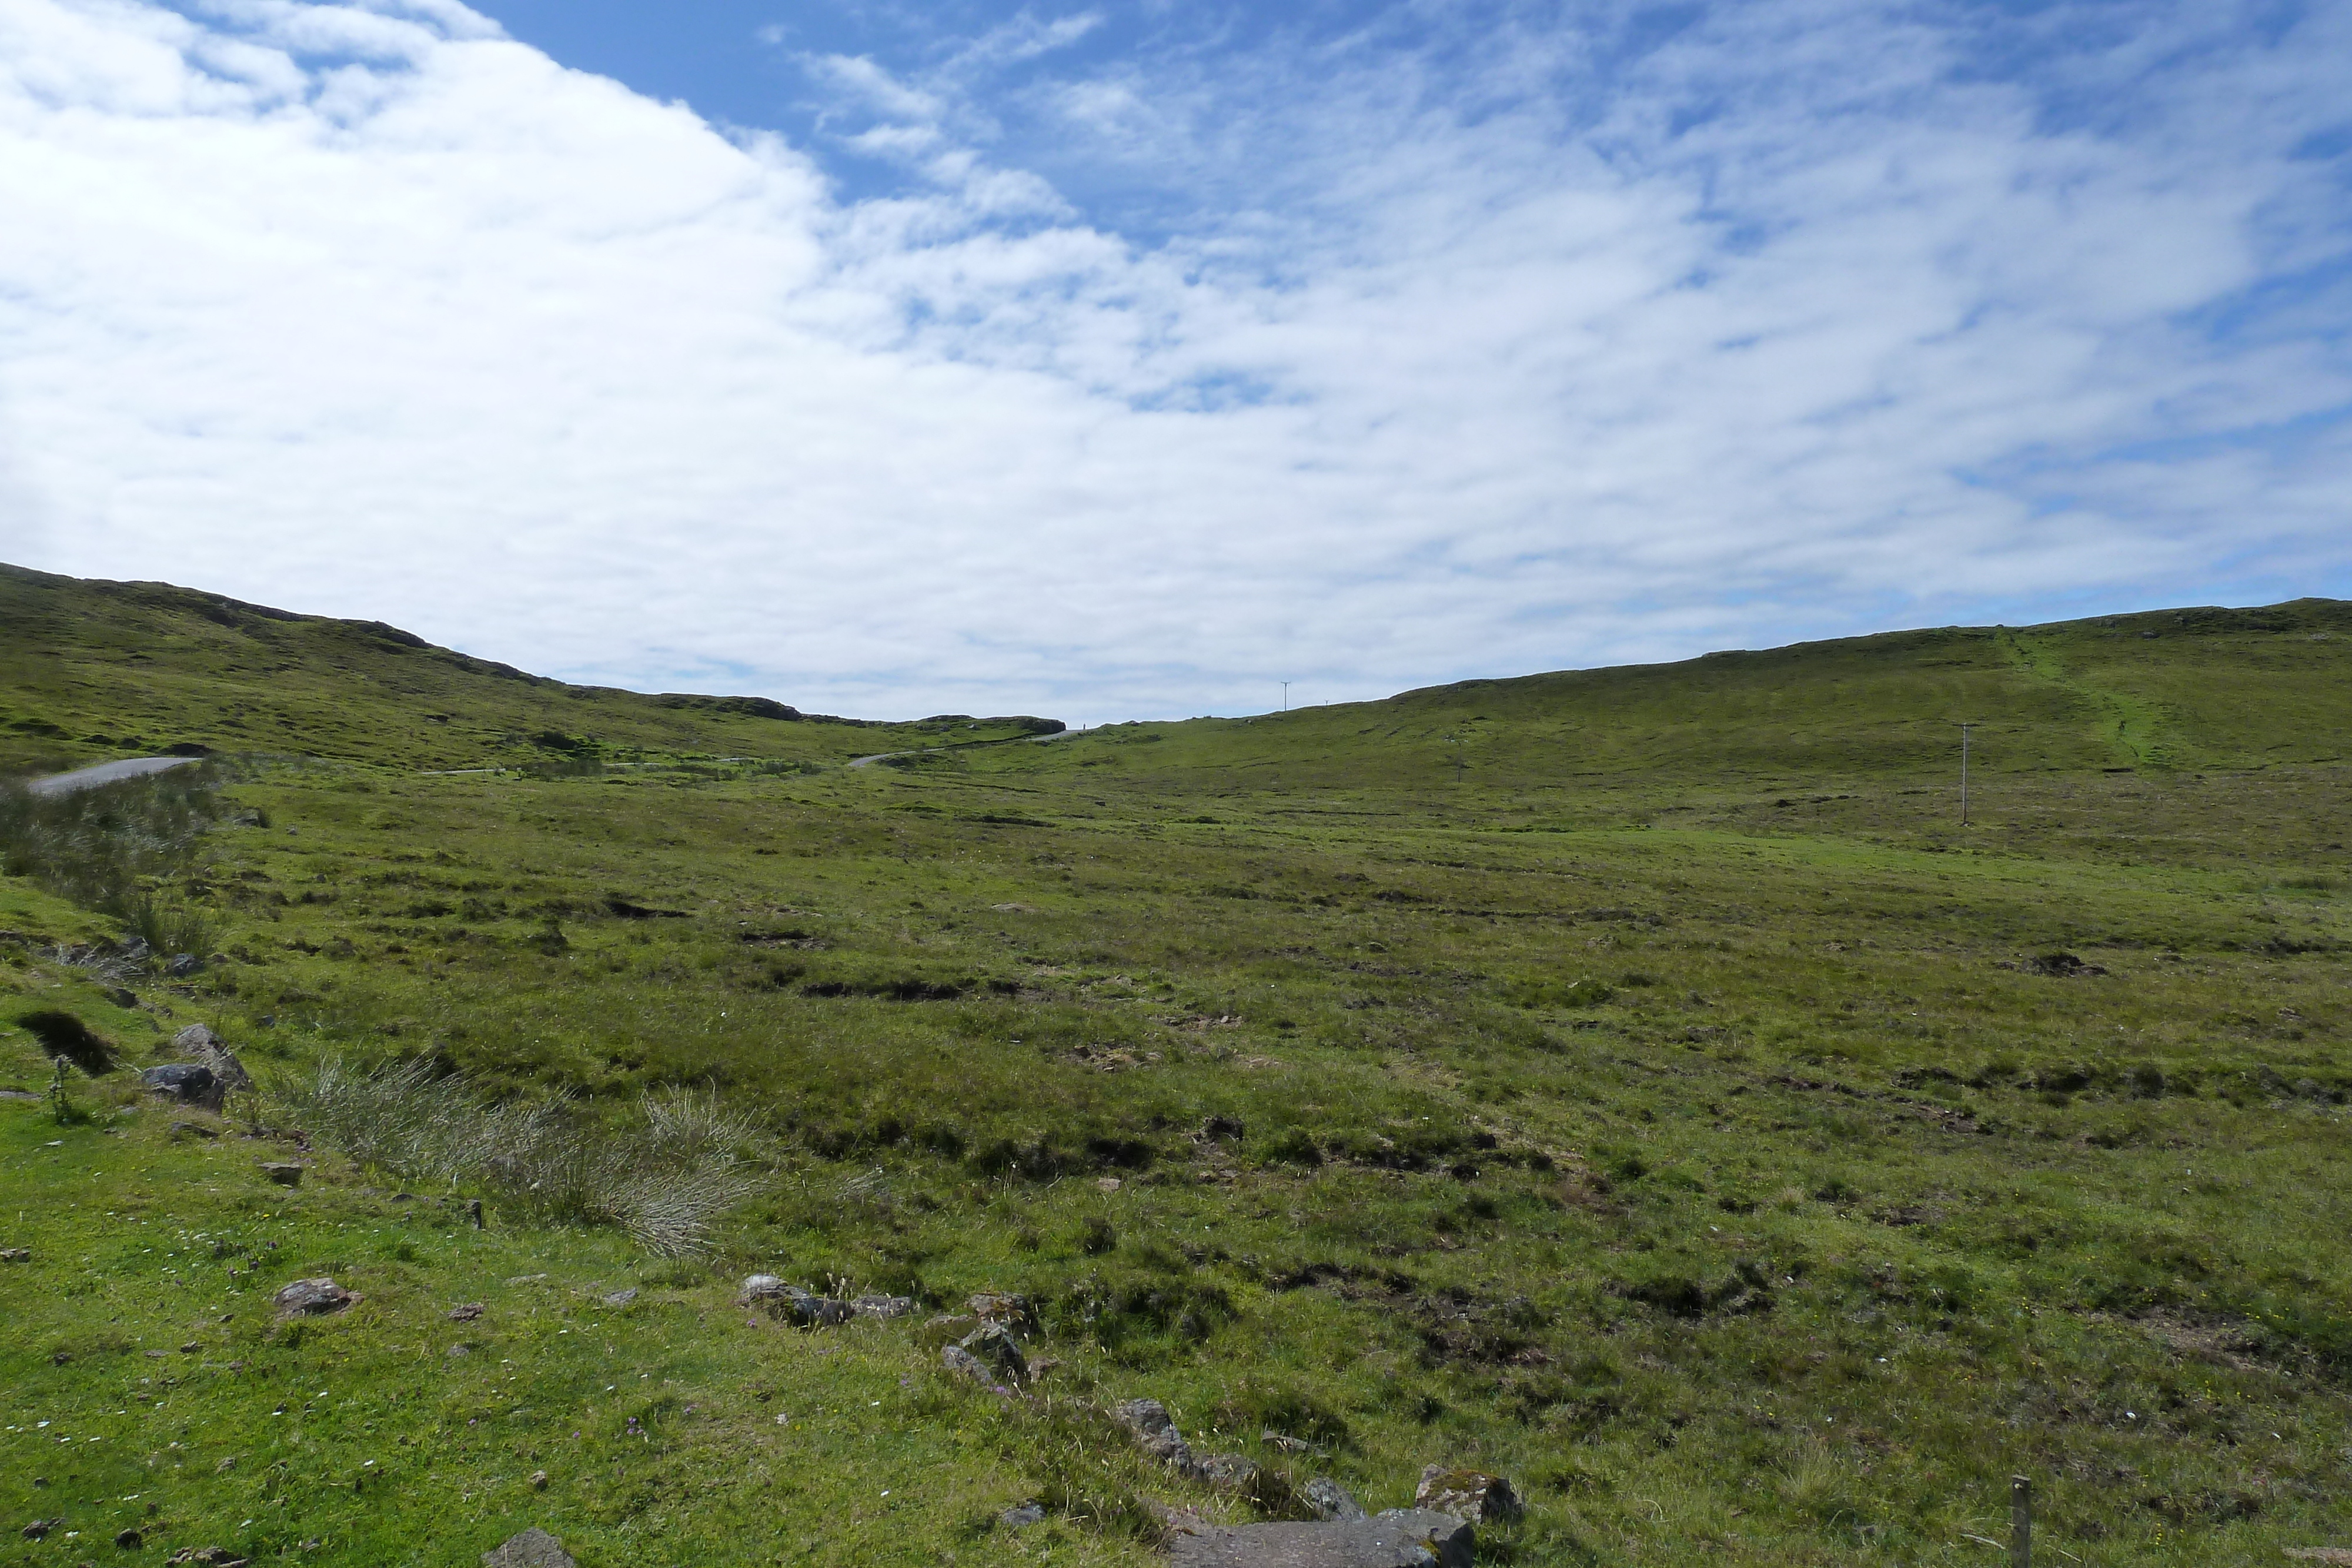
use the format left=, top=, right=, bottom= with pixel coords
left=2, top=573, right=2349, bottom=1566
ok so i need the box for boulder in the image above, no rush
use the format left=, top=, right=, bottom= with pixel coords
left=273, top=1278, right=353, bottom=1316
left=1413, top=1467, right=1521, bottom=1526
left=958, top=1322, right=1028, bottom=1385
left=1304, top=1478, right=1368, bottom=1522
left=1112, top=1398, right=1197, bottom=1473
left=171, top=1025, right=252, bottom=1095
left=142, top=1062, right=220, bottom=1110
left=1169, top=1512, right=1472, bottom=1567
left=482, top=1527, right=575, bottom=1567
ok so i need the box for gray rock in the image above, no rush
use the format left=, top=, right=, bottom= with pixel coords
left=1197, top=1453, right=1261, bottom=1489
left=998, top=1503, right=1045, bottom=1530
left=958, top=1322, right=1028, bottom=1385
left=172, top=1025, right=252, bottom=1095
left=941, top=1343, right=998, bottom=1385
left=165, top=954, right=201, bottom=978
left=1170, top=1512, right=1471, bottom=1567
left=1412, top=1467, right=1521, bottom=1525
left=601, top=1288, right=638, bottom=1308
left=1, top=1248, right=29, bottom=1263
left=448, top=1302, right=485, bottom=1321
left=1304, top=1477, right=1368, bottom=1522
left=482, top=1527, right=575, bottom=1567
left=851, top=1292, right=914, bottom=1320
left=273, top=1278, right=352, bottom=1316
left=142, top=1062, right=220, bottom=1110
left=739, top=1276, right=851, bottom=1325
left=1112, top=1396, right=1204, bottom=1474
left=260, top=1162, right=303, bottom=1188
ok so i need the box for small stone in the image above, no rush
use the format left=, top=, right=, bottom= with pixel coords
left=446, top=1344, right=472, bottom=1359
left=1304, top=1477, right=1368, bottom=1522
left=272, top=1278, right=352, bottom=1317
left=1096, top=1176, right=1122, bottom=1192
left=1, top=1248, right=29, bottom=1263
left=165, top=953, right=201, bottom=978
left=259, top=1162, right=303, bottom=1188
left=600, top=1288, right=637, bottom=1308
left=1413, top=1466, right=1521, bottom=1525
left=482, top=1527, right=574, bottom=1567
left=998, top=1503, right=1045, bottom=1530
left=23, top=1519, right=59, bottom=1540
left=529, top=1470, right=548, bottom=1490
left=448, top=1302, right=485, bottom=1321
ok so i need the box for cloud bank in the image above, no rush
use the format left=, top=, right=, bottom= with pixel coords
left=1, top=0, right=2347, bottom=721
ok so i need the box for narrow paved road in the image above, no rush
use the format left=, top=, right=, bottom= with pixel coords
left=849, top=727, right=1085, bottom=769
left=26, top=757, right=198, bottom=797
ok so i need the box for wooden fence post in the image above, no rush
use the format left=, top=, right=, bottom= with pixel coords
left=2010, top=1475, right=2032, bottom=1568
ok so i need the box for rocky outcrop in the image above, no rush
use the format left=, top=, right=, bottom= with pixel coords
left=1413, top=1466, right=1521, bottom=1525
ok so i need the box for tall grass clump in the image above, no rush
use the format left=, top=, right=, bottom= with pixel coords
left=0, top=767, right=220, bottom=912
left=275, top=1059, right=770, bottom=1256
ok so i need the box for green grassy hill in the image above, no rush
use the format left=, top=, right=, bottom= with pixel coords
left=0, top=563, right=1060, bottom=775
left=979, top=599, right=2352, bottom=808
left=4, top=570, right=2351, bottom=1566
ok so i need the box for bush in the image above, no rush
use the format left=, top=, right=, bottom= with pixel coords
left=272, top=1060, right=769, bottom=1255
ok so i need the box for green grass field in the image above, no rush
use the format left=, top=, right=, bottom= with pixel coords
left=4, top=569, right=2350, bottom=1564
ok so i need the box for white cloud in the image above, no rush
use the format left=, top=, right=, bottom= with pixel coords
left=0, top=0, right=2346, bottom=726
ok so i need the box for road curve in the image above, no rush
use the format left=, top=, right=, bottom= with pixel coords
left=25, top=757, right=199, bottom=797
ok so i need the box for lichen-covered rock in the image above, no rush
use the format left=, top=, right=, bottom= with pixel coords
left=738, top=1276, right=856, bottom=1326
left=273, top=1278, right=352, bottom=1317
left=1112, top=1398, right=1198, bottom=1473
left=1413, top=1466, right=1521, bottom=1525
left=1169, top=1511, right=1472, bottom=1567
left=851, top=1292, right=914, bottom=1320
left=958, top=1322, right=1028, bottom=1385
left=942, top=1343, right=1005, bottom=1388
left=967, top=1290, right=1038, bottom=1336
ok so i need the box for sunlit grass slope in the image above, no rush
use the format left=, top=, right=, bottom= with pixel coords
left=980, top=599, right=2352, bottom=805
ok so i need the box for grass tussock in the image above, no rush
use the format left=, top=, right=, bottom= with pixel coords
left=272, top=1059, right=769, bottom=1256
left=0, top=768, right=224, bottom=958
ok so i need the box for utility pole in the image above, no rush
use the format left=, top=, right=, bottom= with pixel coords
left=1281, top=681, right=1290, bottom=712
left=1960, top=722, right=1973, bottom=827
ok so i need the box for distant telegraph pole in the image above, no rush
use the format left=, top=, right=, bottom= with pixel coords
left=1281, top=681, right=1291, bottom=712
left=1960, top=723, right=1973, bottom=827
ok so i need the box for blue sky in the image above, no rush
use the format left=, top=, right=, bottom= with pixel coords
left=0, top=0, right=2346, bottom=721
